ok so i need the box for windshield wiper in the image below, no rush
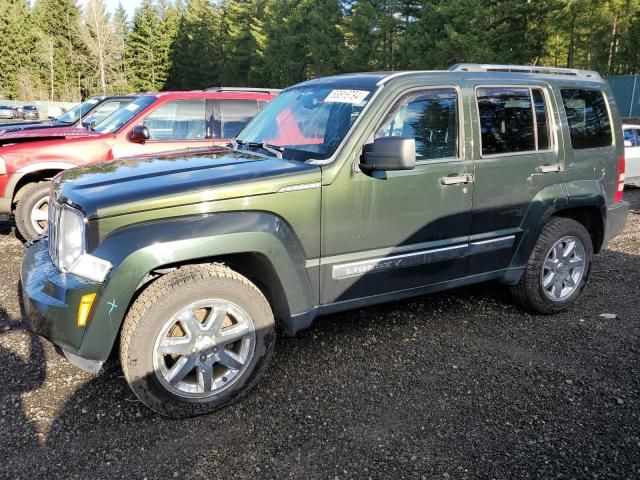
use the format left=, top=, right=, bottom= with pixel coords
left=234, top=139, right=284, bottom=159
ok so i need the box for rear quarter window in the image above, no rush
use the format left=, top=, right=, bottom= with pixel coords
left=560, top=89, right=612, bottom=149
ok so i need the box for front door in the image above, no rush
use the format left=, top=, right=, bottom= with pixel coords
left=114, top=99, right=214, bottom=158
left=320, top=87, right=474, bottom=305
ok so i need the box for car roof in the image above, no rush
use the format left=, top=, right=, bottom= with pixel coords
left=145, top=90, right=276, bottom=100
left=293, top=65, right=607, bottom=90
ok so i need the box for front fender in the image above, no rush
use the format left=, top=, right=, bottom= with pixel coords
left=76, top=212, right=315, bottom=362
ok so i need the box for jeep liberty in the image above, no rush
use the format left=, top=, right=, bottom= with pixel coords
left=21, top=64, right=629, bottom=417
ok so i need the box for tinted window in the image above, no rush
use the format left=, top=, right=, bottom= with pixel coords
left=560, top=89, right=612, bottom=149
left=218, top=100, right=258, bottom=139
left=375, top=88, right=458, bottom=160
left=624, top=129, right=637, bottom=146
left=532, top=89, right=550, bottom=150
left=143, top=100, right=207, bottom=141
left=478, top=87, right=547, bottom=155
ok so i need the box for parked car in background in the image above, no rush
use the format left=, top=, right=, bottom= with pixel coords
left=623, top=123, right=640, bottom=186
left=0, top=96, right=134, bottom=133
left=20, top=65, right=628, bottom=417
left=0, top=105, right=16, bottom=119
left=21, top=105, right=39, bottom=120
left=0, top=89, right=277, bottom=240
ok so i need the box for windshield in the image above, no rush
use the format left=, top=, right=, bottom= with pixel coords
left=93, top=96, right=156, bottom=134
left=56, top=98, right=102, bottom=124
left=236, top=85, right=375, bottom=161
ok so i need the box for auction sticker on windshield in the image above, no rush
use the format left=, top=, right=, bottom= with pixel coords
left=324, top=90, right=370, bottom=104
left=125, top=104, right=140, bottom=112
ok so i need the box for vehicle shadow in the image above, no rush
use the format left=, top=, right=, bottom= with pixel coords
left=0, top=220, right=12, bottom=236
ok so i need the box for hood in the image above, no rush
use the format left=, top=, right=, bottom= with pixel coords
left=0, top=125, right=101, bottom=146
left=55, top=147, right=321, bottom=219
left=0, top=120, right=56, bottom=133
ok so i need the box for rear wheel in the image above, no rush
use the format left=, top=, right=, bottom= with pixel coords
left=510, top=217, right=593, bottom=314
left=14, top=181, right=51, bottom=241
left=120, top=264, right=275, bottom=418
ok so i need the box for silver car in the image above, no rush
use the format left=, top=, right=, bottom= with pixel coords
left=0, top=105, right=15, bottom=119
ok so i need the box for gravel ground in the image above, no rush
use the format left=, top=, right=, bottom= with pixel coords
left=1, top=191, right=639, bottom=480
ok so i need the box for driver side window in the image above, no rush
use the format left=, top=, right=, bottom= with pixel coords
left=375, top=88, right=459, bottom=160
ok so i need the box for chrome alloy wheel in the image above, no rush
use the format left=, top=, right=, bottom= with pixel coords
left=541, top=236, right=586, bottom=301
left=30, top=195, right=49, bottom=234
left=152, top=299, right=256, bottom=398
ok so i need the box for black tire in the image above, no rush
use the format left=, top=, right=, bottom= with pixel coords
left=510, top=217, right=593, bottom=314
left=14, top=181, right=51, bottom=242
left=120, top=264, right=275, bottom=418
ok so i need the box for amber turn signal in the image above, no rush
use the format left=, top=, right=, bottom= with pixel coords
left=77, top=293, right=97, bottom=327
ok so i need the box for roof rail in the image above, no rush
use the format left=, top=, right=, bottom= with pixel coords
left=448, top=63, right=602, bottom=80
left=204, top=86, right=282, bottom=94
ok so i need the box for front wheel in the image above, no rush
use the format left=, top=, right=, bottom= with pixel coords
left=120, top=264, right=275, bottom=418
left=14, top=181, right=51, bottom=241
left=510, top=217, right=593, bottom=314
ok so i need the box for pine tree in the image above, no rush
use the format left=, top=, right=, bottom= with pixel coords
left=33, top=0, right=86, bottom=100
left=0, top=0, right=39, bottom=99
left=220, top=0, right=266, bottom=86
left=166, top=0, right=221, bottom=89
left=260, top=0, right=307, bottom=87
left=112, top=2, right=130, bottom=91
left=126, top=0, right=166, bottom=92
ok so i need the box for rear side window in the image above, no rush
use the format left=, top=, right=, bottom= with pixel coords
left=477, top=87, right=550, bottom=155
left=217, top=100, right=259, bottom=139
left=560, top=89, right=612, bottom=149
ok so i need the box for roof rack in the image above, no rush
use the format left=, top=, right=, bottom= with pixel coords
left=204, top=87, right=282, bottom=94
left=448, top=63, right=602, bottom=80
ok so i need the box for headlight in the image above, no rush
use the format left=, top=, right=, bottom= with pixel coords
left=58, top=206, right=84, bottom=269
left=52, top=203, right=112, bottom=282
left=0, top=156, right=6, bottom=175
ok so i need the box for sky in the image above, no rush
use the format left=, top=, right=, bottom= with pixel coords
left=78, top=0, right=142, bottom=20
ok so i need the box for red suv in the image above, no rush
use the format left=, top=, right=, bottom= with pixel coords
left=0, top=89, right=277, bottom=240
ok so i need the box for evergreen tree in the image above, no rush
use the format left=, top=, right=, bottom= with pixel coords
left=167, top=0, right=221, bottom=89
left=0, top=0, right=39, bottom=99
left=112, top=3, right=130, bottom=91
left=33, top=0, right=86, bottom=100
left=220, top=0, right=266, bottom=86
left=126, top=0, right=166, bottom=91
left=260, top=0, right=307, bottom=87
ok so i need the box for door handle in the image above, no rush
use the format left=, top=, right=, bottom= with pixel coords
left=440, top=173, right=474, bottom=185
left=536, top=164, right=563, bottom=174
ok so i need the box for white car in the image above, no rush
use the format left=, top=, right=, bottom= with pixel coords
left=623, top=124, right=640, bottom=186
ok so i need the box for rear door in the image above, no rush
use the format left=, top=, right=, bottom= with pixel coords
left=468, top=82, right=566, bottom=275
left=213, top=99, right=260, bottom=144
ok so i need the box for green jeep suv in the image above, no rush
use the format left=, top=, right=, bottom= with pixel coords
left=21, top=64, right=629, bottom=417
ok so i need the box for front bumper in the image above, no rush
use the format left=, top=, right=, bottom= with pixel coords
left=602, top=201, right=630, bottom=249
left=21, top=237, right=104, bottom=372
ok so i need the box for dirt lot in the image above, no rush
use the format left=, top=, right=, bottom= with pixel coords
left=1, top=191, right=639, bottom=480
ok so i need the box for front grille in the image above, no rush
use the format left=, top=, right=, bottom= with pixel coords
left=48, top=198, right=61, bottom=267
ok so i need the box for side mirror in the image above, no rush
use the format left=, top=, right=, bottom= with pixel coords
left=129, top=125, right=150, bottom=143
left=360, top=137, right=416, bottom=172
left=82, top=118, right=97, bottom=129
left=624, top=140, right=633, bottom=148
